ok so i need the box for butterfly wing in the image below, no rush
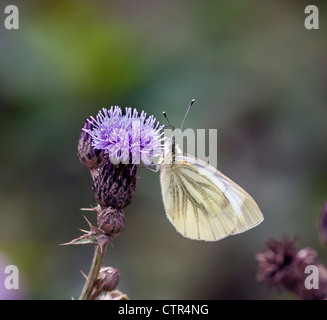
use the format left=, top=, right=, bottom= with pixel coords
left=160, top=158, right=238, bottom=241
left=184, top=155, right=264, bottom=235
left=159, top=154, right=264, bottom=241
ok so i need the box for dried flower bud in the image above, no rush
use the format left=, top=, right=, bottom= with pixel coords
left=97, top=206, right=125, bottom=236
left=256, top=236, right=298, bottom=286
left=256, top=236, right=327, bottom=300
left=319, top=202, right=327, bottom=247
left=77, top=120, right=104, bottom=170
left=90, top=267, right=121, bottom=299
left=95, top=267, right=121, bottom=292
left=93, top=162, right=137, bottom=209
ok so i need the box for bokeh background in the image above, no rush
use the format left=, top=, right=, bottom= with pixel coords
left=0, top=0, right=326, bottom=300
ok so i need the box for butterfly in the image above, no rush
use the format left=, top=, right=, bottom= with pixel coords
left=157, top=100, right=264, bottom=241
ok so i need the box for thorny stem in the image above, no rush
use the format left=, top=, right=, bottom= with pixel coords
left=79, top=245, right=106, bottom=300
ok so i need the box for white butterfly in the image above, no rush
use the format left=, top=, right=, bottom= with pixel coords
left=157, top=101, right=264, bottom=241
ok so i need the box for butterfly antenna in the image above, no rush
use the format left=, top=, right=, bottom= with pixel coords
left=180, top=99, right=195, bottom=130
left=162, top=111, right=175, bottom=131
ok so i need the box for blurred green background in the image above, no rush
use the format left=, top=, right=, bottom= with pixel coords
left=0, top=0, right=326, bottom=299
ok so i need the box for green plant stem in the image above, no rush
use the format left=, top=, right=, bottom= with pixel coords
left=79, top=245, right=105, bottom=300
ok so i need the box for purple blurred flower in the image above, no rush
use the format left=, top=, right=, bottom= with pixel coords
left=319, top=202, right=327, bottom=247
left=0, top=254, right=26, bottom=300
left=83, top=106, right=165, bottom=166
left=256, top=236, right=327, bottom=300
left=256, top=236, right=298, bottom=288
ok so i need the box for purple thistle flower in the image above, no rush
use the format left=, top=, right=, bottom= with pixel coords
left=83, top=106, right=165, bottom=166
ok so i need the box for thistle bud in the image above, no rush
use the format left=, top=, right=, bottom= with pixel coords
left=95, top=267, right=121, bottom=292
left=93, top=162, right=137, bottom=209
left=77, top=120, right=104, bottom=170
left=90, top=267, right=121, bottom=299
left=97, top=206, right=125, bottom=236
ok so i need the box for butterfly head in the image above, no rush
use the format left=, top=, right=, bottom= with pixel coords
left=160, top=99, right=195, bottom=163
left=164, top=135, right=182, bottom=156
